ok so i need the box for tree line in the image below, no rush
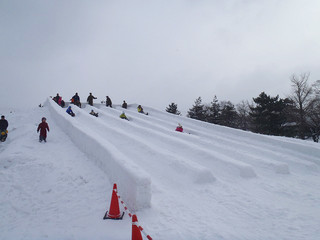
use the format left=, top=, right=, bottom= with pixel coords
left=166, top=73, right=320, bottom=142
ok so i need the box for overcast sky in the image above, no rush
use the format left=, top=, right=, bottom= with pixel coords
left=1, top=0, right=320, bottom=113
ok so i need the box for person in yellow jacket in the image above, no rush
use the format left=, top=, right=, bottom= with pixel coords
left=119, top=112, right=129, bottom=121
left=137, top=105, right=148, bottom=115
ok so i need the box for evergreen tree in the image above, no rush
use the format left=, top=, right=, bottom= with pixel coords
left=205, top=95, right=220, bottom=124
left=166, top=102, right=181, bottom=115
left=250, top=92, right=289, bottom=136
left=280, top=98, right=299, bottom=137
left=188, top=97, right=206, bottom=121
left=219, top=101, right=238, bottom=128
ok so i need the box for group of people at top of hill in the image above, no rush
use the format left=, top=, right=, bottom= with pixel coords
left=52, top=93, right=132, bottom=111
left=53, top=93, right=120, bottom=108
left=53, top=94, right=65, bottom=107
left=51, top=92, right=184, bottom=132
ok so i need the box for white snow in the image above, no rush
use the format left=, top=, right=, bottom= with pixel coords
left=1, top=99, right=320, bottom=240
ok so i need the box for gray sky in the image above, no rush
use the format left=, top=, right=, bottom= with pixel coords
left=1, top=0, right=320, bottom=113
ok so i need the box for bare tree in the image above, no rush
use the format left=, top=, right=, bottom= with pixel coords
left=308, top=80, right=320, bottom=141
left=236, top=100, right=251, bottom=130
left=289, top=73, right=314, bottom=139
left=312, top=80, right=320, bottom=96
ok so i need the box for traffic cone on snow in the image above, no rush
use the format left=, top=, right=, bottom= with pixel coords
left=132, top=214, right=143, bottom=240
left=103, top=183, right=124, bottom=220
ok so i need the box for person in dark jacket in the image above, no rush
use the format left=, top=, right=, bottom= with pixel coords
left=0, top=115, right=8, bottom=142
left=53, top=93, right=65, bottom=107
left=53, top=93, right=60, bottom=104
left=87, top=93, right=97, bottom=106
left=122, top=100, right=127, bottom=109
left=0, top=115, right=8, bottom=131
left=37, top=117, right=50, bottom=142
left=90, top=109, right=98, bottom=117
left=106, top=96, right=112, bottom=108
left=71, top=93, right=81, bottom=108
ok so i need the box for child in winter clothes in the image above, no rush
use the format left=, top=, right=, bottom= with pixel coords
left=175, top=123, right=183, bottom=132
left=119, top=112, right=128, bottom=120
left=37, top=117, right=50, bottom=142
left=66, top=106, right=75, bottom=117
left=90, top=109, right=98, bottom=117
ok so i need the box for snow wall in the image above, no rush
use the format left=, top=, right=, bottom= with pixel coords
left=46, top=98, right=152, bottom=211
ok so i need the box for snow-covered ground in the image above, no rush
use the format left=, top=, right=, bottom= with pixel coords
left=1, top=100, right=320, bottom=240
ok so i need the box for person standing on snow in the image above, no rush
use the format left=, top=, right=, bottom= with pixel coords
left=0, top=115, right=8, bottom=131
left=106, top=96, right=112, bottom=108
left=87, top=93, right=97, bottom=106
left=0, top=115, right=9, bottom=142
left=37, top=117, right=50, bottom=142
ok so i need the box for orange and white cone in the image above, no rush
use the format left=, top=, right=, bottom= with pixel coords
left=132, top=214, right=143, bottom=240
left=103, top=183, right=124, bottom=220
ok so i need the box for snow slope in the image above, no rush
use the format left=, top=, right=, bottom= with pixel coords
left=1, top=100, right=320, bottom=240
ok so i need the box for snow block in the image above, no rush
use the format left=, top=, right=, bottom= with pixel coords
left=46, top=98, right=151, bottom=211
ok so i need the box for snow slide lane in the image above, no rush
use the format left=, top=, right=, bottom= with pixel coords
left=139, top=105, right=320, bottom=173
left=47, top=98, right=151, bottom=211
left=95, top=104, right=256, bottom=179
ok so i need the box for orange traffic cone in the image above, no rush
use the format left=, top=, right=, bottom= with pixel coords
left=103, top=183, right=124, bottom=220
left=132, top=214, right=143, bottom=240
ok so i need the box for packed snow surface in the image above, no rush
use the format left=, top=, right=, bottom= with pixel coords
left=1, top=100, right=320, bottom=240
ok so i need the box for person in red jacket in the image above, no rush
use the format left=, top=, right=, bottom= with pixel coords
left=37, top=117, right=50, bottom=142
left=175, top=123, right=183, bottom=132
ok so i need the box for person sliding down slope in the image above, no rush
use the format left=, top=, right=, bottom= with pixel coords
left=66, top=106, right=75, bottom=117
left=137, top=105, right=148, bottom=115
left=119, top=112, right=129, bottom=121
left=175, top=123, right=183, bottom=132
left=90, top=109, right=98, bottom=117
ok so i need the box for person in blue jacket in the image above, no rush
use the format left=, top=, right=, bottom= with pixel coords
left=66, top=106, right=75, bottom=117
